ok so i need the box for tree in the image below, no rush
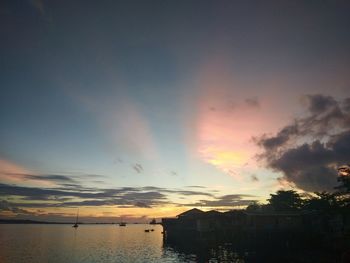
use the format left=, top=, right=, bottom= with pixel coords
left=246, top=201, right=261, bottom=212
left=337, top=164, right=350, bottom=193
left=268, top=190, right=303, bottom=211
left=336, top=164, right=350, bottom=208
left=303, top=191, right=339, bottom=212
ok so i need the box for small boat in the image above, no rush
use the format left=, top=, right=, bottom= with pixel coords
left=117, top=216, right=126, bottom=226
left=72, top=209, right=79, bottom=228
left=150, top=229, right=154, bottom=232
left=144, top=229, right=150, bottom=232
left=149, top=218, right=157, bottom=225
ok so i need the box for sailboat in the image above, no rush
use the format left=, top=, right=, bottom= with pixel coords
left=72, top=209, right=79, bottom=228
left=118, top=216, right=126, bottom=226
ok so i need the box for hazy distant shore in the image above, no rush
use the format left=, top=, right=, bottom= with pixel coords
left=0, top=219, right=144, bottom=225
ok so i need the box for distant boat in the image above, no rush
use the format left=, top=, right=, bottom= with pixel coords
left=149, top=218, right=157, bottom=225
left=150, top=229, right=154, bottom=232
left=118, top=216, right=126, bottom=226
left=72, top=209, right=79, bottom=228
left=144, top=229, right=150, bottom=232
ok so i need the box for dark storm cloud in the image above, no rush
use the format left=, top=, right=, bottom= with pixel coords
left=256, top=94, right=350, bottom=192
left=270, top=141, right=340, bottom=191
left=257, top=124, right=299, bottom=150
left=305, top=94, right=338, bottom=115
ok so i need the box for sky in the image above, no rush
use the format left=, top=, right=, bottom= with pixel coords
left=0, top=0, right=349, bottom=222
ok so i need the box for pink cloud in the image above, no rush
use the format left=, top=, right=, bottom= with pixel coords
left=188, top=57, right=293, bottom=179
left=0, top=159, right=29, bottom=183
left=0, top=159, right=53, bottom=186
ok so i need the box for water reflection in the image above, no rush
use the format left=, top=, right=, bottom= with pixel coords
left=0, top=224, right=340, bottom=263
left=0, top=224, right=165, bottom=263
left=163, top=237, right=341, bottom=263
left=163, top=240, right=247, bottom=263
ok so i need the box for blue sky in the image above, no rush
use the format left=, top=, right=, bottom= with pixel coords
left=0, top=0, right=349, bottom=221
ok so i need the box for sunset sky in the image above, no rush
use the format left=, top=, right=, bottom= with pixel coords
left=1, top=0, right=350, bottom=222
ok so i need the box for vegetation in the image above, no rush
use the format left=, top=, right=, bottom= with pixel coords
left=337, top=164, right=350, bottom=193
left=246, top=164, right=350, bottom=213
left=268, top=190, right=303, bottom=211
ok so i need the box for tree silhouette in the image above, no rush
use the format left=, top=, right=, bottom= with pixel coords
left=337, top=164, right=350, bottom=193
left=268, top=190, right=303, bottom=211
left=303, top=191, right=339, bottom=212
left=246, top=201, right=261, bottom=212
left=336, top=164, right=350, bottom=208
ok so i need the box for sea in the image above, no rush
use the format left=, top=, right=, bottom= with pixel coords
left=0, top=224, right=246, bottom=263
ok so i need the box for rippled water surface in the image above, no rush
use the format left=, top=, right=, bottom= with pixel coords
left=0, top=224, right=235, bottom=263
left=0, top=224, right=334, bottom=262
left=1, top=224, right=169, bottom=263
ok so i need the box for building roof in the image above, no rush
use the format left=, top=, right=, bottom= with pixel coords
left=177, top=208, right=204, bottom=217
left=204, top=210, right=221, bottom=216
left=245, top=211, right=304, bottom=216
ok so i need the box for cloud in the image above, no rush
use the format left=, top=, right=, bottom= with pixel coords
left=13, top=173, right=76, bottom=183
left=0, top=159, right=34, bottom=184
left=245, top=97, right=260, bottom=108
left=187, top=58, right=273, bottom=180
left=0, top=183, right=216, bottom=211
left=269, top=141, right=340, bottom=191
left=251, top=175, right=259, bottom=182
left=257, top=124, right=298, bottom=150
left=0, top=164, right=106, bottom=187
left=0, top=182, right=253, bottom=216
left=170, top=171, right=177, bottom=176
left=134, top=201, right=151, bottom=208
left=165, top=189, right=213, bottom=197
left=0, top=200, right=32, bottom=215
left=305, top=94, right=338, bottom=115
left=184, top=194, right=257, bottom=208
left=132, top=163, right=143, bottom=173
left=256, top=94, right=350, bottom=192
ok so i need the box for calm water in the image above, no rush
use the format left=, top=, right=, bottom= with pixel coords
left=0, top=224, right=244, bottom=263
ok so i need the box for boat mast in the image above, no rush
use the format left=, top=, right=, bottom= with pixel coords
left=75, top=208, right=79, bottom=224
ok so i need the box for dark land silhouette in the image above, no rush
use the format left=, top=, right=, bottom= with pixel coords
left=162, top=165, right=350, bottom=262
